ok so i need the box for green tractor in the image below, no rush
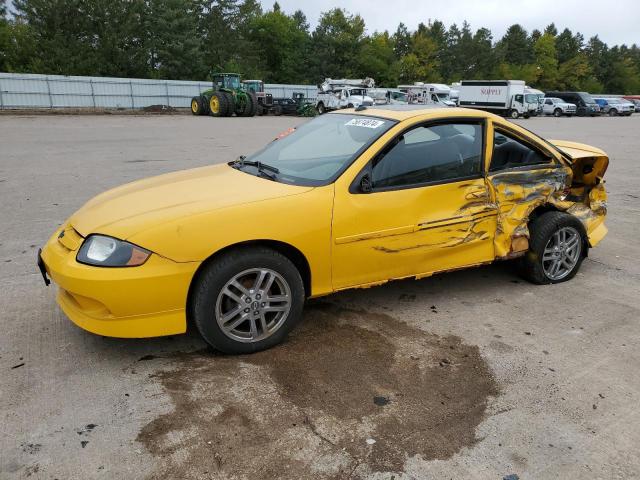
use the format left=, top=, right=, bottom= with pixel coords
left=191, top=73, right=258, bottom=117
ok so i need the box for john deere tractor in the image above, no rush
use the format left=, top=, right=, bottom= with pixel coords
left=191, top=73, right=258, bottom=117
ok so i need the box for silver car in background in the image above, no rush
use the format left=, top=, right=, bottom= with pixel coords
left=594, top=97, right=634, bottom=116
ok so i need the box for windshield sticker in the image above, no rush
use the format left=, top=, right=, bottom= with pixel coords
left=345, top=118, right=385, bottom=129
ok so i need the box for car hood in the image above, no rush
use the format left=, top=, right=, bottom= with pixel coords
left=69, top=164, right=313, bottom=240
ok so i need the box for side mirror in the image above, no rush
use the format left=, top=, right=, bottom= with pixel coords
left=360, top=174, right=373, bottom=193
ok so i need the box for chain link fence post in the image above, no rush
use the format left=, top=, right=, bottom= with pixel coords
left=89, top=78, right=96, bottom=108
left=46, top=76, right=53, bottom=108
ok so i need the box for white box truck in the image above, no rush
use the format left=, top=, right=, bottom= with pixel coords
left=458, top=80, right=538, bottom=119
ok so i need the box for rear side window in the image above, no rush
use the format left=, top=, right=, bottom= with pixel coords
left=371, top=123, right=483, bottom=189
left=490, top=130, right=552, bottom=172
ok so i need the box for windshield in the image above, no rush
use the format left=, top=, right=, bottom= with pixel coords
left=225, top=76, right=240, bottom=89
left=390, top=91, right=406, bottom=101
left=244, top=81, right=263, bottom=93
left=436, top=93, right=450, bottom=100
left=578, top=92, right=596, bottom=103
left=527, top=93, right=544, bottom=103
left=350, top=88, right=366, bottom=97
left=241, top=114, right=395, bottom=186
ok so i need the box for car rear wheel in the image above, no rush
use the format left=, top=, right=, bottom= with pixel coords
left=192, top=247, right=305, bottom=354
left=519, top=211, right=586, bottom=284
left=317, top=103, right=325, bottom=114
left=609, top=108, right=618, bottom=117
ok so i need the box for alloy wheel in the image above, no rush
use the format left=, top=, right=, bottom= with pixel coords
left=215, top=268, right=292, bottom=343
left=542, top=226, right=582, bottom=281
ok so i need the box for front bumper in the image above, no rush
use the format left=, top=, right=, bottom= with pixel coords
left=39, top=225, right=199, bottom=338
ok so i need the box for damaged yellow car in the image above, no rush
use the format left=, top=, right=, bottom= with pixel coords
left=38, top=106, right=608, bottom=354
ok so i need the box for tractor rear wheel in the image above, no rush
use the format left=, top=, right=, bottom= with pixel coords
left=200, top=95, right=210, bottom=115
left=247, top=92, right=258, bottom=116
left=208, top=92, right=228, bottom=117
left=222, top=92, right=234, bottom=117
left=236, top=93, right=256, bottom=117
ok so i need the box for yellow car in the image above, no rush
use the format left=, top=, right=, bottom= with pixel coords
left=38, top=106, right=609, bottom=353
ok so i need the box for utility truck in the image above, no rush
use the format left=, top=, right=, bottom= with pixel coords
left=367, top=88, right=408, bottom=105
left=397, top=83, right=455, bottom=106
left=315, top=78, right=375, bottom=114
left=458, top=80, right=538, bottom=119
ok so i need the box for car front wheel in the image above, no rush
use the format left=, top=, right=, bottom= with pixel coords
left=520, top=211, right=586, bottom=284
left=192, top=247, right=305, bottom=354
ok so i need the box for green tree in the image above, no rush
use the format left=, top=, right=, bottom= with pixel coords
left=533, top=32, right=558, bottom=89
left=469, top=27, right=494, bottom=79
left=0, top=0, right=9, bottom=71
left=555, top=28, right=581, bottom=63
left=496, top=24, right=533, bottom=65
left=147, top=0, right=202, bottom=79
left=406, top=29, right=441, bottom=82
left=392, top=22, right=411, bottom=58
left=248, top=5, right=309, bottom=83
left=310, top=8, right=365, bottom=80
left=13, top=0, right=150, bottom=77
left=198, top=0, right=262, bottom=79
left=358, top=31, right=398, bottom=86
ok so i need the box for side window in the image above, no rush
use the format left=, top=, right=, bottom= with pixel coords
left=371, top=123, right=483, bottom=189
left=490, top=130, right=552, bottom=172
left=545, top=99, right=553, bottom=105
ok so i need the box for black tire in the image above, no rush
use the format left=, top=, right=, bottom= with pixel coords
left=519, top=211, right=587, bottom=285
left=247, top=92, right=258, bottom=116
left=200, top=95, right=210, bottom=115
left=222, top=92, right=234, bottom=117
left=239, top=92, right=257, bottom=117
left=553, top=108, right=562, bottom=117
left=208, top=92, right=229, bottom=117
left=608, top=108, right=618, bottom=117
left=192, top=247, right=305, bottom=354
left=509, top=109, right=519, bottom=119
left=523, top=113, right=530, bottom=119
left=190, top=96, right=203, bottom=116
left=317, top=102, right=325, bottom=114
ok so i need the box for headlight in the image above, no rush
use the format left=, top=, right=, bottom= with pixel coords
left=77, top=235, right=151, bottom=267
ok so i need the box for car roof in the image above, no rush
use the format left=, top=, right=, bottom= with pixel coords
left=331, top=105, right=496, bottom=121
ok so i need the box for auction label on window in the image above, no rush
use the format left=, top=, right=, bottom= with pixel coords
left=345, top=118, right=385, bottom=128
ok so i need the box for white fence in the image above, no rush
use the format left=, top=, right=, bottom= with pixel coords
left=0, top=73, right=318, bottom=109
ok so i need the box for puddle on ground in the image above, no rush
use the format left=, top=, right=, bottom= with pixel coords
left=138, top=303, right=499, bottom=479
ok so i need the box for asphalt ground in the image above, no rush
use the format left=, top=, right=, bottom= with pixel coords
left=1, top=113, right=639, bottom=479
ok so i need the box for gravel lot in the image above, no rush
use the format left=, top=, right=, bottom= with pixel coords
left=1, top=113, right=639, bottom=479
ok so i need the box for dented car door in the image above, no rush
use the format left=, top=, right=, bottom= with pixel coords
left=331, top=120, right=498, bottom=290
left=485, top=121, right=571, bottom=258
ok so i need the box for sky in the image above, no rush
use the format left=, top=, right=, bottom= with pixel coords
left=261, top=0, right=640, bottom=46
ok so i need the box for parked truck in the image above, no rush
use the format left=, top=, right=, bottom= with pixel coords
left=458, top=80, right=538, bottom=119
left=397, top=82, right=455, bottom=106
left=525, top=87, right=545, bottom=116
left=315, top=78, right=375, bottom=114
left=367, top=88, right=408, bottom=105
